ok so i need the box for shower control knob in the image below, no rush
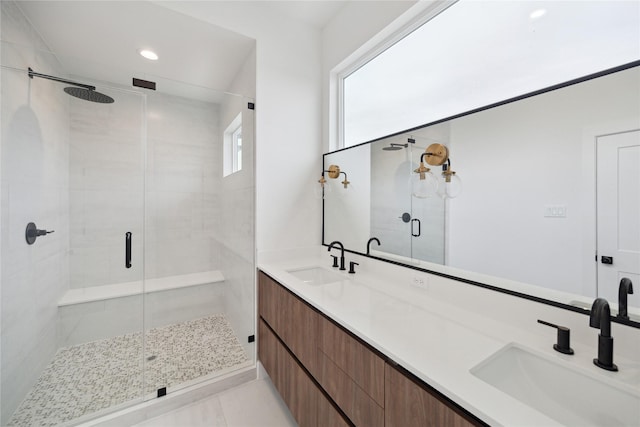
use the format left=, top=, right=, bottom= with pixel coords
left=25, top=222, right=55, bottom=245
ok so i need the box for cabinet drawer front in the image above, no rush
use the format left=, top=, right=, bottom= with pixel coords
left=318, top=350, right=384, bottom=427
left=260, top=319, right=352, bottom=427
left=259, top=271, right=319, bottom=374
left=258, top=320, right=277, bottom=380
left=385, top=364, right=480, bottom=427
left=281, top=286, right=319, bottom=374
left=319, top=315, right=385, bottom=406
left=258, top=271, right=282, bottom=331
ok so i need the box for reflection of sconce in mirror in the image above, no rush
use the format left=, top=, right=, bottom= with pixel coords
left=437, top=158, right=462, bottom=198
left=317, top=164, right=350, bottom=198
left=412, top=143, right=462, bottom=199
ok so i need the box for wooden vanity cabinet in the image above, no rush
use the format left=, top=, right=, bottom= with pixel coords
left=317, top=315, right=385, bottom=427
left=385, top=363, right=480, bottom=427
left=258, top=270, right=318, bottom=372
left=258, top=270, right=484, bottom=427
left=259, top=319, right=347, bottom=427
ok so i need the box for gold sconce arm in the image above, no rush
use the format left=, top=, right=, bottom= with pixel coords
left=318, top=164, right=350, bottom=189
left=340, top=171, right=350, bottom=189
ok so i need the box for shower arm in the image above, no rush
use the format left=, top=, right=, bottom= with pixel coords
left=28, top=67, right=96, bottom=91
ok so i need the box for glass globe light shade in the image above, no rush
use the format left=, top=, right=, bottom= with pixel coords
left=437, top=172, right=462, bottom=198
left=411, top=170, right=438, bottom=198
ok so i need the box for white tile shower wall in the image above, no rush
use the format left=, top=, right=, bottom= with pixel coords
left=145, top=93, right=221, bottom=280
left=1, top=2, right=70, bottom=422
left=68, top=90, right=145, bottom=288
left=68, top=90, right=222, bottom=287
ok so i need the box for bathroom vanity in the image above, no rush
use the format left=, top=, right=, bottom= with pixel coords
left=257, top=248, right=640, bottom=427
left=259, top=270, right=480, bottom=426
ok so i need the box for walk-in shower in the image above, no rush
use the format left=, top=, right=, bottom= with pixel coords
left=1, top=2, right=257, bottom=425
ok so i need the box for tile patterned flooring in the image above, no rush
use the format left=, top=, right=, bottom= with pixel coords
left=8, top=314, right=248, bottom=427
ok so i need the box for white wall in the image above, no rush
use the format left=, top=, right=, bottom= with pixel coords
left=156, top=2, right=323, bottom=253
left=323, top=144, right=371, bottom=252
left=0, top=2, right=70, bottom=421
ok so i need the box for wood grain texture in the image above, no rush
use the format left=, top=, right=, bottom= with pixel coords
left=317, top=391, right=351, bottom=427
left=385, top=364, right=482, bottom=427
left=277, top=342, right=318, bottom=427
left=317, top=350, right=384, bottom=427
left=258, top=271, right=280, bottom=331
left=319, top=315, right=385, bottom=406
left=282, top=288, right=319, bottom=375
left=258, top=319, right=317, bottom=427
left=258, top=320, right=277, bottom=381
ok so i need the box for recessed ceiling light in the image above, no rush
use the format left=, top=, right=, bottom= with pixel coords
left=139, top=49, right=158, bottom=61
left=529, top=9, right=547, bottom=20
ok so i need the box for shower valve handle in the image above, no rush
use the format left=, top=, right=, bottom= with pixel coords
left=25, top=222, right=54, bottom=245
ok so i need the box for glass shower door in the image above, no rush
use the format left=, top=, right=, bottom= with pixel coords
left=1, top=40, right=147, bottom=425
left=141, top=79, right=255, bottom=398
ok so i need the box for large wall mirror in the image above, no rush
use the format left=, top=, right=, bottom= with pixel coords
left=323, top=62, right=640, bottom=326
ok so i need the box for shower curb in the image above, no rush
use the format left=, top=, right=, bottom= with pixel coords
left=73, top=365, right=257, bottom=427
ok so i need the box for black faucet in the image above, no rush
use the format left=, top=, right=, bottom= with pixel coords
left=328, top=241, right=346, bottom=271
left=618, top=278, right=634, bottom=320
left=589, top=298, right=618, bottom=371
left=366, top=237, right=381, bottom=255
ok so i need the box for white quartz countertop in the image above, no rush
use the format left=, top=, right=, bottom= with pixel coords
left=258, top=249, right=640, bottom=427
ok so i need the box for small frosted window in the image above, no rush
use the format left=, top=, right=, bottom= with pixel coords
left=223, top=114, right=242, bottom=176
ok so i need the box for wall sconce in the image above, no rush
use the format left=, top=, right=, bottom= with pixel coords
left=412, top=143, right=462, bottom=198
left=317, top=164, right=350, bottom=198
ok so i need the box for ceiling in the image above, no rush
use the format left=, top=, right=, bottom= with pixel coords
left=15, top=1, right=347, bottom=102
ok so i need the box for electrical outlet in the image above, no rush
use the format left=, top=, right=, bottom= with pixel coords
left=544, top=204, right=567, bottom=218
left=411, top=276, right=427, bottom=289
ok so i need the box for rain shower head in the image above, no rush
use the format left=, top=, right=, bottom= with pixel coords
left=64, top=87, right=114, bottom=104
left=382, top=143, right=408, bottom=151
left=28, top=67, right=114, bottom=104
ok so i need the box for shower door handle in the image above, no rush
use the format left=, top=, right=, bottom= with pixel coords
left=411, top=218, right=421, bottom=237
left=125, top=232, right=132, bottom=269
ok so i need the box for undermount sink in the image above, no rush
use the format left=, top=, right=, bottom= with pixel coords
left=287, top=267, right=347, bottom=286
left=471, top=343, right=640, bottom=426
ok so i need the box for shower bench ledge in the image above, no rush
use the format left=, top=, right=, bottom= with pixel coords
left=58, top=270, right=224, bottom=307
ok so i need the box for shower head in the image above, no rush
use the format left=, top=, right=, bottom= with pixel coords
left=64, top=87, right=114, bottom=104
left=28, top=68, right=115, bottom=104
left=382, top=143, right=408, bottom=151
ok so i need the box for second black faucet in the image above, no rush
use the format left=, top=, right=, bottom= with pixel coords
left=328, top=241, right=346, bottom=271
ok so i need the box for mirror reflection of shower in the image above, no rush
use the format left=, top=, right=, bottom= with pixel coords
left=382, top=143, right=407, bottom=151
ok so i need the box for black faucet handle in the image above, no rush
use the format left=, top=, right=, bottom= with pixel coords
left=330, top=255, right=339, bottom=268
left=618, top=278, right=634, bottom=320
left=537, top=319, right=574, bottom=355
left=348, top=261, right=359, bottom=274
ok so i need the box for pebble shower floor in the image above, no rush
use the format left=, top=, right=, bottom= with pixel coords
left=7, top=314, right=249, bottom=426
